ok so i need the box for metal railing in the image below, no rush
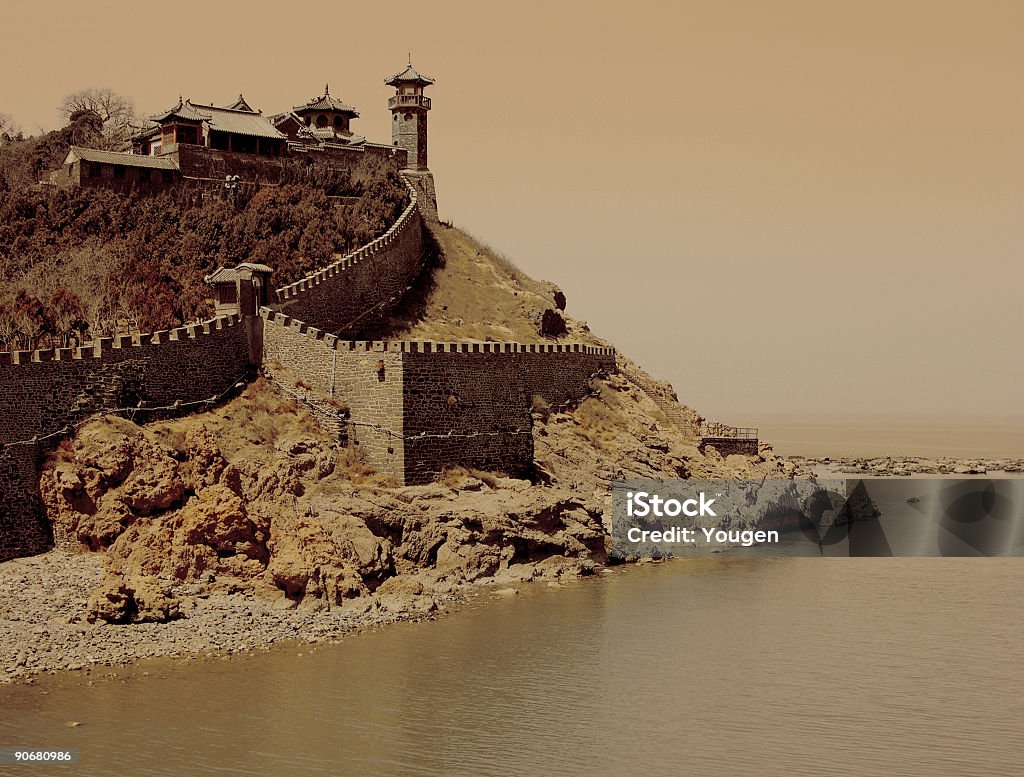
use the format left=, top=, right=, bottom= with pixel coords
left=697, top=421, right=758, bottom=440
left=388, top=95, right=431, bottom=110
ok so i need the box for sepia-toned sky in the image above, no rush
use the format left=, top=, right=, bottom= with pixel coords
left=2, top=0, right=1021, bottom=424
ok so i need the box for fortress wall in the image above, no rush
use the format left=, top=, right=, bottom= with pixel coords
left=400, top=344, right=616, bottom=484
left=175, top=144, right=408, bottom=187
left=260, top=323, right=616, bottom=485
left=0, top=449, right=50, bottom=563
left=699, top=439, right=759, bottom=458
left=401, top=350, right=535, bottom=483
left=175, top=146, right=289, bottom=183
left=260, top=312, right=404, bottom=481
left=270, top=176, right=423, bottom=334
left=0, top=316, right=251, bottom=561
left=401, top=170, right=438, bottom=221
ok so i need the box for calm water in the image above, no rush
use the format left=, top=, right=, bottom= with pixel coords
left=1, top=559, right=1022, bottom=776
left=755, top=416, right=1024, bottom=458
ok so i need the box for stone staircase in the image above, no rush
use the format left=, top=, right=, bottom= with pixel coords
left=618, top=359, right=701, bottom=443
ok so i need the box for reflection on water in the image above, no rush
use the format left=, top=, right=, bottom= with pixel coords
left=1, top=560, right=1022, bottom=776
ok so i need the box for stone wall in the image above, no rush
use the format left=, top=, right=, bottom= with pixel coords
left=401, top=344, right=615, bottom=484
left=0, top=316, right=251, bottom=561
left=270, top=176, right=424, bottom=335
left=260, top=319, right=616, bottom=485
left=175, top=143, right=408, bottom=186
left=49, top=158, right=180, bottom=194
left=698, top=438, right=760, bottom=457
left=260, top=313, right=405, bottom=481
left=402, top=170, right=438, bottom=221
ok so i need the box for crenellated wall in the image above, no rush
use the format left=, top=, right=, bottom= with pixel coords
left=259, top=309, right=616, bottom=484
left=174, top=143, right=408, bottom=186
left=269, top=175, right=424, bottom=334
left=0, top=316, right=252, bottom=561
left=1, top=167, right=625, bottom=561
left=260, top=312, right=405, bottom=482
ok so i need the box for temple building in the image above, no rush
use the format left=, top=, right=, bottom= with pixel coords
left=272, top=85, right=366, bottom=148
left=132, top=95, right=287, bottom=157
left=48, top=64, right=435, bottom=193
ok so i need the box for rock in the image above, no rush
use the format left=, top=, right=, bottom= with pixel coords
left=540, top=309, right=568, bottom=337
left=174, top=486, right=267, bottom=561
left=87, top=575, right=179, bottom=624
left=266, top=518, right=367, bottom=606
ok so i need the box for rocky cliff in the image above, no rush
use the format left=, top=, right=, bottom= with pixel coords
left=1, top=225, right=798, bottom=681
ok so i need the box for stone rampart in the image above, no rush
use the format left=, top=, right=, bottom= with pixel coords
left=0, top=161, right=625, bottom=560
left=269, top=175, right=423, bottom=334
left=0, top=316, right=251, bottom=561
left=260, top=311, right=405, bottom=481
left=259, top=309, right=616, bottom=484
left=174, top=143, right=408, bottom=186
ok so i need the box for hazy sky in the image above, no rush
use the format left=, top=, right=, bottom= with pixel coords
left=2, top=0, right=1021, bottom=424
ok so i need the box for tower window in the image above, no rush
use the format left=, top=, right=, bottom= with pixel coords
left=393, top=114, right=398, bottom=121
left=316, top=114, right=328, bottom=128
left=333, top=116, right=343, bottom=128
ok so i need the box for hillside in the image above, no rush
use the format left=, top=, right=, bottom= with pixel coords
left=0, top=222, right=798, bottom=681
left=370, top=223, right=601, bottom=344
left=0, top=133, right=408, bottom=349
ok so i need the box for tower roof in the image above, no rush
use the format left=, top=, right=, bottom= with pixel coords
left=385, top=60, right=434, bottom=87
left=293, top=84, right=359, bottom=117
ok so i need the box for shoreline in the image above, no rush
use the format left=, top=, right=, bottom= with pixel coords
left=4, top=454, right=1021, bottom=687
left=0, top=549, right=603, bottom=687
left=789, top=455, right=1024, bottom=478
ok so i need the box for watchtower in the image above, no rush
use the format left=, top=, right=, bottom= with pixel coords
left=387, top=58, right=434, bottom=170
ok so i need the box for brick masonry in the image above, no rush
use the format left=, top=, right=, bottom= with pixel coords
left=261, top=314, right=405, bottom=482
left=0, top=318, right=251, bottom=561
left=698, top=438, right=760, bottom=457
left=260, top=313, right=616, bottom=485
left=1, top=170, right=618, bottom=560
left=269, top=175, right=424, bottom=334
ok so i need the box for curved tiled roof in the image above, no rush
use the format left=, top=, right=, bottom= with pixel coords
left=151, top=98, right=285, bottom=140
left=385, top=63, right=434, bottom=87
left=299, top=127, right=366, bottom=144
left=151, top=99, right=207, bottom=123
left=205, top=263, right=273, bottom=284
left=200, top=104, right=285, bottom=140
left=293, top=85, right=359, bottom=117
left=66, top=146, right=177, bottom=169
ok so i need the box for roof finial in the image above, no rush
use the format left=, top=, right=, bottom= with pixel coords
left=408, top=51, right=412, bottom=65
left=325, top=82, right=329, bottom=96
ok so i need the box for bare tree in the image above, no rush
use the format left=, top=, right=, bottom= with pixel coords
left=0, top=112, right=21, bottom=143
left=59, top=88, right=138, bottom=150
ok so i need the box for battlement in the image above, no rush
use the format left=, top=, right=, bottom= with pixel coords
left=260, top=308, right=616, bottom=485
left=0, top=314, right=243, bottom=366
left=273, top=175, right=420, bottom=305
left=257, top=309, right=614, bottom=356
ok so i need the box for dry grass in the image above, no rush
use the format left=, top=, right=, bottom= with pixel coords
left=570, top=382, right=629, bottom=452
left=392, top=223, right=606, bottom=346
left=437, top=465, right=503, bottom=489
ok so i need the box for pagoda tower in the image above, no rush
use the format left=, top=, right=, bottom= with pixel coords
left=387, top=58, right=434, bottom=170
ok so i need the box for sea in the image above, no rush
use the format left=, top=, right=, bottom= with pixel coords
left=0, top=417, right=1021, bottom=776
